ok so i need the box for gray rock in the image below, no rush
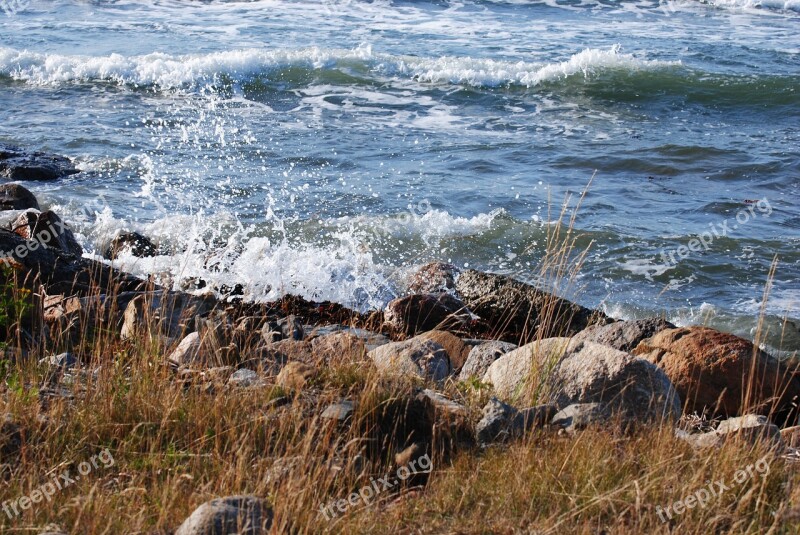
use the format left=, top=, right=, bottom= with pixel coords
left=175, top=495, right=272, bottom=535
left=120, top=292, right=216, bottom=342
left=678, top=415, right=783, bottom=449
left=484, top=338, right=681, bottom=425
left=455, top=269, right=607, bottom=342
left=0, top=143, right=80, bottom=181
left=458, top=340, right=517, bottom=381
left=408, top=262, right=460, bottom=294
left=0, top=183, right=39, bottom=211
left=167, top=332, right=203, bottom=368
left=321, top=400, right=355, bottom=423
left=572, top=317, right=675, bottom=353
left=552, top=403, right=611, bottom=433
left=476, top=397, right=557, bottom=444
left=418, top=389, right=467, bottom=417
left=278, top=315, right=304, bottom=341
left=368, top=337, right=451, bottom=381
left=39, top=352, right=78, bottom=370
left=228, top=369, right=259, bottom=388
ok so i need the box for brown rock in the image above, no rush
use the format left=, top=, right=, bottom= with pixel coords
left=419, top=330, right=469, bottom=372
left=408, top=262, right=460, bottom=294
left=266, top=339, right=313, bottom=363
left=384, top=293, right=464, bottom=335
left=311, top=332, right=367, bottom=364
left=633, top=326, right=800, bottom=421
left=276, top=361, right=316, bottom=392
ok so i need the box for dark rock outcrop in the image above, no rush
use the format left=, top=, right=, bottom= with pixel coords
left=0, top=143, right=80, bottom=181
left=11, top=210, right=82, bottom=257
left=105, top=232, right=157, bottom=259
left=0, top=183, right=39, bottom=211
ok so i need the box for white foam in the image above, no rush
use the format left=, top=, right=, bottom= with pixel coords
left=0, top=44, right=680, bottom=90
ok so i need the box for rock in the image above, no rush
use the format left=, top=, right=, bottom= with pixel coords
left=311, top=332, right=367, bottom=365
left=0, top=413, right=22, bottom=458
left=175, top=495, right=272, bottom=535
left=228, top=369, right=259, bottom=388
left=419, top=330, right=470, bottom=372
left=105, top=231, right=157, bottom=259
left=11, top=210, right=82, bottom=256
left=573, top=317, right=675, bottom=353
left=39, top=352, right=77, bottom=370
left=475, top=397, right=556, bottom=444
left=167, top=333, right=203, bottom=368
left=633, top=326, right=800, bottom=421
left=278, top=315, right=304, bottom=341
left=0, top=228, right=144, bottom=296
left=781, top=425, right=800, bottom=448
left=307, top=325, right=391, bottom=351
left=0, top=183, right=39, bottom=211
left=384, top=293, right=465, bottom=335
left=408, top=262, right=460, bottom=294
left=321, top=400, right=355, bottom=423
left=394, top=442, right=425, bottom=468
left=552, top=403, right=612, bottom=433
left=0, top=144, right=80, bottom=181
left=120, top=292, right=217, bottom=342
left=458, top=340, right=517, bottom=381
left=265, top=339, right=313, bottom=364
left=482, top=337, right=572, bottom=401
left=484, top=338, right=681, bottom=425
left=455, top=269, right=607, bottom=342
left=368, top=337, right=451, bottom=381
left=715, top=414, right=783, bottom=447
left=276, top=361, right=316, bottom=392
left=679, top=414, right=783, bottom=449
left=418, top=389, right=467, bottom=418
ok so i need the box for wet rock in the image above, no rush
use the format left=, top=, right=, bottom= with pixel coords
left=105, top=231, right=157, bottom=259
left=11, top=210, right=82, bottom=256
left=384, top=293, right=466, bottom=335
left=408, top=262, right=460, bottom=294
left=455, top=269, right=607, bottom=342
left=0, top=183, right=39, bottom=211
left=276, top=361, right=316, bottom=392
left=175, top=495, right=272, bottom=535
left=552, top=403, right=611, bottom=434
left=368, top=337, right=451, bottom=381
left=0, top=144, right=80, bottom=181
left=573, top=317, right=675, bottom=353
left=418, top=330, right=470, bottom=373
left=458, top=340, right=517, bottom=381
left=633, top=326, right=800, bottom=421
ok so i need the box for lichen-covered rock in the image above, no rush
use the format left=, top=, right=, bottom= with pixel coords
left=634, top=326, right=800, bottom=420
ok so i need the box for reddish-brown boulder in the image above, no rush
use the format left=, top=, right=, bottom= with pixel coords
left=633, top=326, right=800, bottom=421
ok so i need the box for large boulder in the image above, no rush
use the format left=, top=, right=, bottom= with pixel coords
left=11, top=210, right=82, bottom=256
left=455, top=270, right=607, bottom=343
left=368, top=337, right=451, bottom=381
left=175, top=495, right=272, bottom=535
left=384, top=293, right=466, bottom=335
left=484, top=338, right=681, bottom=424
left=458, top=340, right=517, bottom=381
left=311, top=332, right=367, bottom=365
left=633, top=326, right=800, bottom=421
left=572, top=317, right=675, bottom=353
left=0, top=143, right=80, bottom=181
left=0, top=183, right=39, bottom=211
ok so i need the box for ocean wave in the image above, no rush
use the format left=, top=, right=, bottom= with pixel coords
left=0, top=44, right=679, bottom=91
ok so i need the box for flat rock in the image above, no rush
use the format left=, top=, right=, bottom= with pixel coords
left=321, top=400, right=355, bottom=423
left=0, top=144, right=80, bottom=181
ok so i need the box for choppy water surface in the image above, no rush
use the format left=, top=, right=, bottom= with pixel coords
left=0, top=0, right=798, bottom=352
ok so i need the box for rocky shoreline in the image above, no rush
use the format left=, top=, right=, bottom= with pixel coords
left=1, top=145, right=798, bottom=533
